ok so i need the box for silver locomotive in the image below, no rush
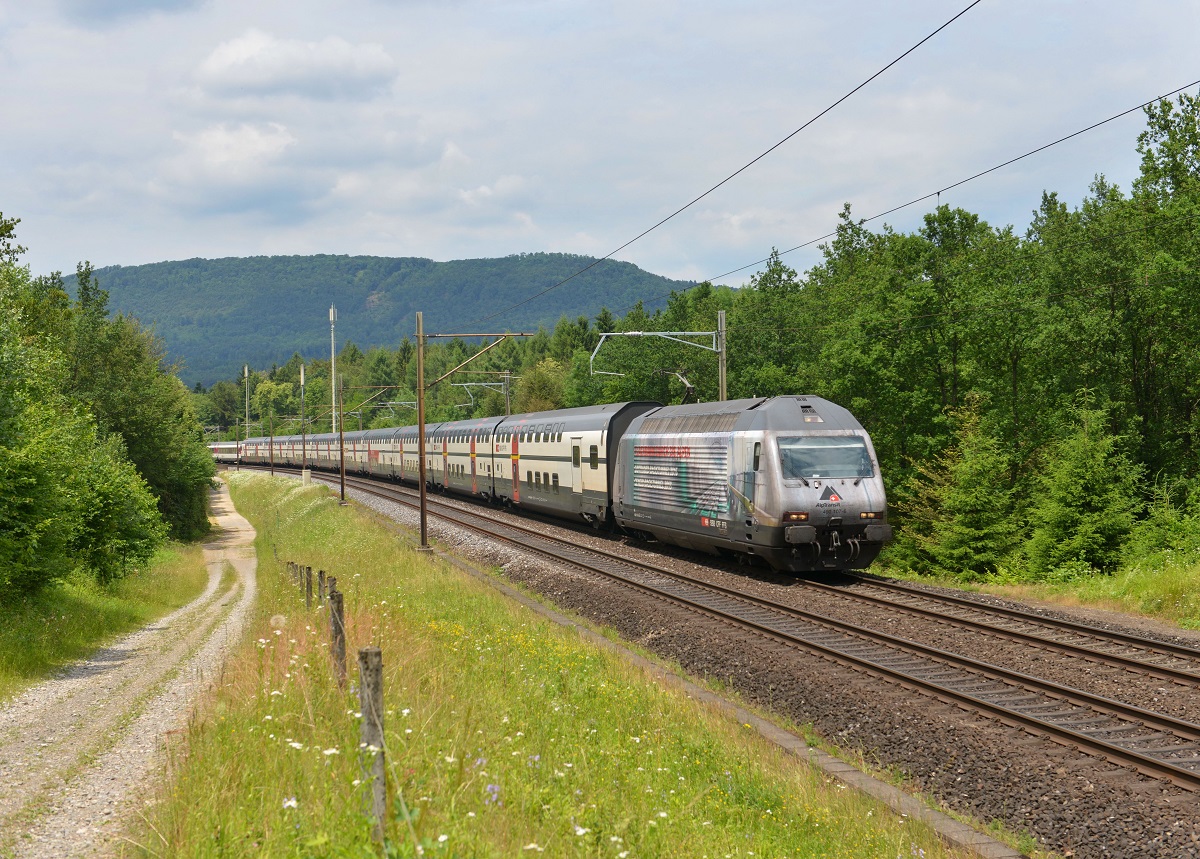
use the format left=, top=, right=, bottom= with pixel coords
left=612, top=396, right=890, bottom=571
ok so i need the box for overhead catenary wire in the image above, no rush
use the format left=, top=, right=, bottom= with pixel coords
left=699, top=77, right=1200, bottom=287
left=614, top=76, right=1200, bottom=321
left=609, top=80, right=1200, bottom=319
left=463, top=0, right=985, bottom=329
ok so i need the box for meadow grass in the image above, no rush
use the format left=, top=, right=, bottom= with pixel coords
left=0, top=541, right=210, bottom=703
left=887, top=550, right=1200, bottom=631
left=984, top=553, right=1200, bottom=629
left=134, top=472, right=975, bottom=859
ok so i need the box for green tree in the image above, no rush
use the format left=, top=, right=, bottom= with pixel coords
left=1024, top=401, right=1143, bottom=576
left=894, top=399, right=1017, bottom=578
left=73, top=434, right=167, bottom=583
left=514, top=358, right=566, bottom=413
left=66, top=272, right=215, bottom=540
left=0, top=245, right=167, bottom=592
left=1134, top=91, right=1200, bottom=202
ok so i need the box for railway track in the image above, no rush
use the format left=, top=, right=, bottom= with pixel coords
left=248, top=465, right=1200, bottom=793
left=807, top=576, right=1200, bottom=685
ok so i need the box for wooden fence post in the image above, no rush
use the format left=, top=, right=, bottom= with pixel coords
left=305, top=566, right=313, bottom=609
left=318, top=570, right=326, bottom=606
left=358, top=646, right=386, bottom=843
left=329, top=579, right=346, bottom=688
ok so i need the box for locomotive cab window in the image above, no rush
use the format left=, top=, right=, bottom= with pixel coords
left=778, top=436, right=874, bottom=480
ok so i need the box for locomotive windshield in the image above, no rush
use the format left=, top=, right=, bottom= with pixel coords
left=777, top=436, right=874, bottom=480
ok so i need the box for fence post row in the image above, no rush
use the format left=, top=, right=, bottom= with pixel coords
left=358, top=646, right=386, bottom=843
left=282, top=564, right=382, bottom=840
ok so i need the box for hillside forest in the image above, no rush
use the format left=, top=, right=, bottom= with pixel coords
left=0, top=219, right=214, bottom=595
left=83, top=253, right=690, bottom=387
left=199, top=93, right=1200, bottom=584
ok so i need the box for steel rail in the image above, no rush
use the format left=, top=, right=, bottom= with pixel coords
left=846, top=574, right=1200, bottom=666
left=792, top=578, right=1200, bottom=686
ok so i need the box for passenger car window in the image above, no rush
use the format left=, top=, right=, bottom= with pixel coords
left=589, top=445, right=598, bottom=469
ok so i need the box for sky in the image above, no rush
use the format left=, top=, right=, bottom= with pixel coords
left=3, top=0, right=1199, bottom=296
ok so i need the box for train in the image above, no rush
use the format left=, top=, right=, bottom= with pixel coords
left=213, top=395, right=892, bottom=572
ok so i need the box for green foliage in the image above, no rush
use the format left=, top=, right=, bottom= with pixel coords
left=73, top=434, right=168, bottom=584
left=894, top=400, right=1016, bottom=578
left=1024, top=401, right=1144, bottom=577
left=1121, top=478, right=1200, bottom=565
left=0, top=211, right=27, bottom=265
left=513, top=357, right=567, bottom=412
left=1135, top=92, right=1200, bottom=201
left=0, top=221, right=211, bottom=593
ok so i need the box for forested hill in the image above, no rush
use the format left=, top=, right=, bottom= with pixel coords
left=82, top=253, right=692, bottom=386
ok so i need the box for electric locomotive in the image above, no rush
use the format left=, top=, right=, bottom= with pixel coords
left=611, top=396, right=890, bottom=572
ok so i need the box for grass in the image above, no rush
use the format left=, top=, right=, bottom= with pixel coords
left=0, top=541, right=211, bottom=704
left=983, top=554, right=1200, bottom=628
left=131, top=472, right=976, bottom=859
left=880, top=550, right=1200, bottom=631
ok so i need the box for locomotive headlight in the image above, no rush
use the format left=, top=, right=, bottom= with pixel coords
left=783, top=511, right=809, bottom=522
left=859, top=512, right=881, bottom=519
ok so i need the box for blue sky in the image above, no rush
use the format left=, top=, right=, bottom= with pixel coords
left=3, top=0, right=1198, bottom=291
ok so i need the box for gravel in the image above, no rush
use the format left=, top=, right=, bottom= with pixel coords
left=0, top=484, right=258, bottom=859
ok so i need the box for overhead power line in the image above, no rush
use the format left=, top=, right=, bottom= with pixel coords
left=699, top=77, right=1200, bottom=286
left=465, top=0, right=984, bottom=328
left=608, top=77, right=1200, bottom=319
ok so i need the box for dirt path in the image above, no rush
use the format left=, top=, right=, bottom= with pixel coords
left=0, top=483, right=257, bottom=858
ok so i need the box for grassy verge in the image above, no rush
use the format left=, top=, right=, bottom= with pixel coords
left=982, top=558, right=1200, bottom=629
left=0, top=541, right=211, bottom=703
left=134, top=472, right=975, bottom=859
left=880, top=553, right=1200, bottom=631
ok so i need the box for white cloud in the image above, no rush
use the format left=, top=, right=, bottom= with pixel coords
left=439, top=142, right=470, bottom=169
left=172, top=122, right=296, bottom=173
left=196, top=29, right=397, bottom=100
left=458, top=175, right=526, bottom=207
left=147, top=122, right=322, bottom=217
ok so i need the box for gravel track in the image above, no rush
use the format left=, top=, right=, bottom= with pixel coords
left=0, top=484, right=257, bottom=859
left=335, top=477, right=1200, bottom=859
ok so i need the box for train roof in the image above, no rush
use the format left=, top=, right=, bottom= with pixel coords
left=626, top=395, right=865, bottom=436
left=496, top=401, right=661, bottom=431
